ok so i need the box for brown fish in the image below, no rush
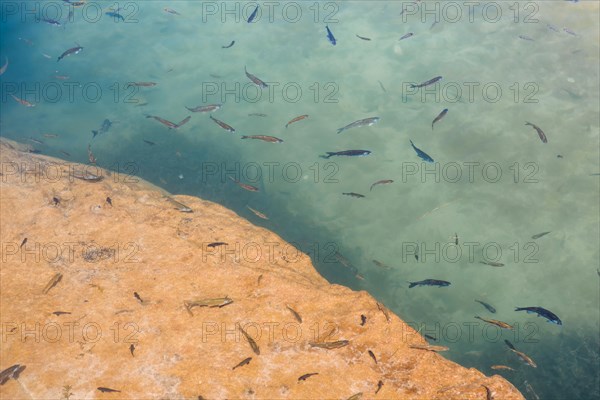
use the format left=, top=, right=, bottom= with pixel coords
left=42, top=273, right=63, bottom=294
left=97, top=387, right=121, bottom=393
left=244, top=66, right=268, bottom=88
left=367, top=350, right=377, bottom=364
left=511, top=349, right=537, bottom=368
left=184, top=297, right=233, bottom=315
left=10, top=94, right=35, bottom=107
left=491, top=365, right=515, bottom=371
left=247, top=205, right=268, bottom=220
left=239, top=326, right=260, bottom=355
left=475, top=316, right=513, bottom=330
left=186, top=104, right=221, bottom=113
left=376, top=301, right=391, bottom=322
left=370, top=179, right=393, bottom=191
left=376, top=380, right=384, bottom=394
left=372, top=259, right=391, bottom=269
left=285, top=114, right=308, bottom=128
left=241, top=135, right=283, bottom=143
left=209, top=115, right=235, bottom=132
left=286, top=304, right=302, bottom=323
left=145, top=115, right=178, bottom=129
left=228, top=176, right=259, bottom=192
left=309, top=340, right=349, bottom=349
left=207, top=242, right=227, bottom=248
left=232, top=357, right=252, bottom=370
left=525, top=122, right=547, bottom=143
left=409, top=344, right=449, bottom=352
left=298, top=372, right=319, bottom=381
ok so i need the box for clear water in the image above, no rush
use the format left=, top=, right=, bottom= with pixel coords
left=1, top=1, right=598, bottom=399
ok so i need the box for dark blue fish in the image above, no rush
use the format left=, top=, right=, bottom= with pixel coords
left=409, top=140, right=434, bottom=163
left=515, top=307, right=562, bottom=325
left=475, top=299, right=497, bottom=313
left=408, top=279, right=450, bottom=288
left=106, top=11, right=125, bottom=21
left=247, top=5, right=259, bottom=23
left=40, top=18, right=62, bottom=26
left=320, top=150, right=371, bottom=159
left=326, top=25, right=336, bottom=46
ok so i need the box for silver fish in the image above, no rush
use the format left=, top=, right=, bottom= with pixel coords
left=337, top=117, right=380, bottom=134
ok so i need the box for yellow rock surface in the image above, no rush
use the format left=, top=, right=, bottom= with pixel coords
left=0, top=139, right=524, bottom=399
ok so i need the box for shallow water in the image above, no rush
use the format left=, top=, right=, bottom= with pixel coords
left=1, top=1, right=599, bottom=399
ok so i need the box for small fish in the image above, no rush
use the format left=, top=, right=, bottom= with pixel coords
left=143, top=140, right=155, bottom=146
left=92, top=119, right=112, bottom=138
left=563, top=27, right=577, bottom=36
left=410, top=76, right=442, bottom=89
left=129, top=344, right=135, bottom=356
left=232, top=357, right=252, bottom=370
left=309, top=340, right=349, bottom=349
left=483, top=385, right=493, bottom=400
left=399, top=32, right=414, bottom=40
left=133, top=291, right=143, bottom=303
left=286, top=304, right=302, bottom=323
left=164, top=8, right=181, bottom=15
left=175, top=116, right=191, bottom=128
left=42, top=273, right=63, bottom=294
left=43, top=133, right=58, bottom=138
left=347, top=393, right=363, bottom=400
left=376, top=301, right=391, bottom=322
left=504, top=339, right=516, bottom=350
left=298, top=372, right=319, bottom=382
left=378, top=80, right=386, bottom=93
left=222, top=40, right=235, bottom=49
left=451, top=233, right=459, bottom=245
left=247, top=5, right=259, bottom=23
left=531, top=231, right=551, bottom=239
left=0, top=57, right=8, bottom=75
left=0, top=364, right=26, bottom=386
left=52, top=311, right=71, bottom=316
left=244, top=66, right=268, bottom=88
left=241, top=135, right=283, bottom=143
left=409, top=344, right=449, bottom=352
left=432, top=108, right=448, bottom=130
left=286, top=114, right=309, bottom=128
left=72, top=172, right=103, bottom=182
left=360, top=314, right=367, bottom=325
left=547, top=24, right=559, bottom=32
left=409, top=140, right=434, bottom=162
left=10, top=94, right=35, bottom=107
left=525, top=122, right=548, bottom=143
left=249, top=113, right=267, bottom=117
left=370, top=179, right=393, bottom=191
left=337, top=117, right=380, bottom=134
left=368, top=350, right=377, bottom=364
left=376, top=380, right=384, bottom=394
left=40, top=18, right=62, bottom=26
left=474, top=316, right=513, bottom=330
left=475, top=299, right=497, bottom=313
left=210, top=115, right=235, bottom=132
left=247, top=206, right=268, bottom=220
left=515, top=306, right=562, bottom=325
left=28, top=137, right=44, bottom=145
left=57, top=45, right=83, bottom=62
left=53, top=75, right=70, bottom=80
left=326, top=25, right=336, bottom=45
left=87, top=144, right=96, bottom=164
left=504, top=340, right=537, bottom=367
left=356, top=34, right=371, bottom=41
left=491, top=365, right=515, bottom=371
left=480, top=260, right=504, bottom=267
left=320, top=150, right=371, bottom=159
left=97, top=387, right=121, bottom=393
left=125, top=82, right=157, bottom=88
left=207, top=242, right=228, bottom=248
left=165, top=196, right=193, bottom=213
left=184, top=297, right=233, bottom=315
left=239, top=326, right=260, bottom=355
left=106, top=197, right=112, bottom=206
left=18, top=37, right=34, bottom=46
left=105, top=11, right=125, bottom=21
left=424, top=334, right=437, bottom=341
left=372, top=259, right=390, bottom=269
left=228, top=176, right=259, bottom=192
left=28, top=149, right=42, bottom=154
left=408, top=279, right=450, bottom=288
left=342, top=192, right=365, bottom=198
left=186, top=104, right=221, bottom=113
left=519, top=35, right=535, bottom=41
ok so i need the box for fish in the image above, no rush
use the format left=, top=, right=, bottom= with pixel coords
left=247, top=5, right=259, bottom=23
left=563, top=27, right=577, bottom=36
left=52, top=311, right=71, bottom=316
left=356, top=34, right=371, bottom=41
left=515, top=306, right=562, bottom=325
left=249, top=113, right=267, bottom=117
left=106, top=197, right=113, bottom=207
left=491, top=365, right=515, bottom=371
left=475, top=299, right=497, bottom=313
left=239, top=326, right=260, bottom=355
left=376, top=301, right=391, bottom=322
left=451, top=233, right=459, bottom=245
left=57, top=45, right=83, bottom=62
left=143, top=140, right=155, bottom=146
left=372, top=259, right=391, bottom=269
left=519, top=35, right=534, bottom=41
left=409, top=344, right=449, bottom=352
left=408, top=279, right=450, bottom=288
left=409, top=140, right=434, bottom=162
left=244, top=66, right=268, bottom=88
left=320, top=150, right=371, bottom=159
left=346, top=393, right=363, bottom=400
left=483, top=385, right=493, bottom=400
left=165, top=196, right=193, bottom=213
left=309, top=340, right=349, bottom=349
left=186, top=104, right=221, bottom=113
left=0, top=365, right=26, bottom=385
left=210, top=115, right=235, bottom=132
left=97, top=387, right=121, bottom=393
left=53, top=75, right=70, bottom=80
left=164, top=8, right=181, bottom=15
left=241, top=135, right=283, bottom=143
left=432, top=108, right=448, bottom=129
left=286, top=114, right=309, bottom=128
left=474, top=316, right=513, bottom=330
left=146, top=115, right=190, bottom=129
left=424, top=334, right=437, bottom=341
left=228, top=176, right=259, bottom=192
left=370, top=179, right=393, bottom=191
left=376, top=380, right=384, bottom=394
left=360, top=315, right=367, bottom=325
left=247, top=206, right=268, bottom=220
left=10, top=94, right=35, bottom=107
left=184, top=297, right=233, bottom=315
left=207, top=242, right=227, bottom=248
left=87, top=144, right=96, bottom=164
left=133, top=291, right=143, bottom=303
left=125, top=82, right=157, bottom=88
left=0, top=57, right=8, bottom=75
left=129, top=344, right=135, bottom=356
left=105, top=11, right=125, bottom=21
left=298, top=372, right=318, bottom=381
left=43, top=133, right=58, bottom=138
left=399, top=32, right=414, bottom=40
left=342, top=192, right=365, bottom=198
left=43, top=273, right=63, bottom=294
left=40, top=18, right=62, bottom=26
left=337, top=117, right=380, bottom=133
left=531, top=231, right=550, bottom=239
left=512, top=349, right=537, bottom=368
left=326, top=25, right=336, bottom=45
left=480, top=260, right=504, bottom=267
left=222, top=40, right=235, bottom=49
left=28, top=137, right=44, bottom=145
left=232, top=357, right=252, bottom=370
left=286, top=304, right=302, bottom=323
left=92, top=119, right=112, bottom=138
left=525, top=122, right=548, bottom=143
left=378, top=80, right=386, bottom=93
left=175, top=116, right=191, bottom=128
left=72, top=172, right=103, bottom=182
left=28, top=149, right=42, bottom=154
left=368, top=350, right=377, bottom=364
left=410, top=76, right=442, bottom=89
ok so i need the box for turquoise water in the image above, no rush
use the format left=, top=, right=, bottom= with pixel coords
left=1, top=1, right=599, bottom=399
